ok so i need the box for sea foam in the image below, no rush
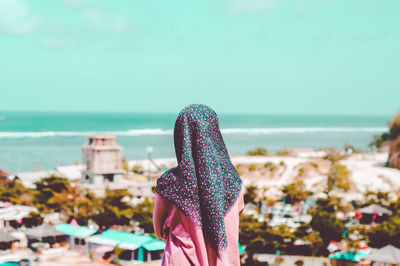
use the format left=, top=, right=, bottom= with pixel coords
left=0, top=127, right=387, bottom=138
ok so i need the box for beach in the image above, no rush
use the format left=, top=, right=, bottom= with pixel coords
left=0, top=112, right=389, bottom=173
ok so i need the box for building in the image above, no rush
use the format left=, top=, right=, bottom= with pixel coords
left=81, top=135, right=124, bottom=185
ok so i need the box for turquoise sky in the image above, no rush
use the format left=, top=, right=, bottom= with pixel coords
left=0, top=0, right=399, bottom=115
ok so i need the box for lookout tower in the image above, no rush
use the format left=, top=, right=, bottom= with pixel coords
left=81, top=135, right=124, bottom=185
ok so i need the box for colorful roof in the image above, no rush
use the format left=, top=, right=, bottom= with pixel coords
left=239, top=242, right=246, bottom=254
left=329, top=249, right=370, bottom=262
left=55, top=223, right=97, bottom=238
left=87, top=230, right=166, bottom=252
left=142, top=238, right=166, bottom=251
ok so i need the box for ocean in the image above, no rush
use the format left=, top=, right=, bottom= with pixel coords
left=0, top=112, right=389, bottom=173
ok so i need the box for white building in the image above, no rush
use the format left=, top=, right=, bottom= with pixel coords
left=81, top=135, right=124, bottom=185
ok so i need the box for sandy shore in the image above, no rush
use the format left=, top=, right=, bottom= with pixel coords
left=131, top=152, right=400, bottom=201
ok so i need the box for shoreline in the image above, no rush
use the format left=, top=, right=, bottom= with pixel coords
left=13, top=151, right=400, bottom=198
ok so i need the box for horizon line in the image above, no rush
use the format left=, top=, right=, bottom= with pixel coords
left=0, top=109, right=394, bottom=118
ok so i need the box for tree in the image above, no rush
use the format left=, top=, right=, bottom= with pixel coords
left=92, top=189, right=134, bottom=229
left=293, top=224, right=324, bottom=256
left=239, top=215, right=270, bottom=261
left=363, top=190, right=391, bottom=207
left=33, top=176, right=72, bottom=212
left=282, top=181, right=308, bottom=204
left=132, top=199, right=154, bottom=233
left=324, top=148, right=344, bottom=164
left=243, top=185, right=258, bottom=204
left=310, top=209, right=345, bottom=250
left=316, top=196, right=342, bottom=213
left=23, top=212, right=43, bottom=228
left=326, top=164, right=350, bottom=195
left=0, top=179, right=32, bottom=205
left=369, top=133, right=390, bottom=148
left=368, top=216, right=400, bottom=248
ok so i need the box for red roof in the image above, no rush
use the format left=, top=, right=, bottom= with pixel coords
left=0, top=169, right=12, bottom=177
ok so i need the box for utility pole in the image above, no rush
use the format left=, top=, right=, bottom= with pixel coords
left=146, top=146, right=153, bottom=181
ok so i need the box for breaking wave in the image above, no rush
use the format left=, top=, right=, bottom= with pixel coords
left=0, top=127, right=387, bottom=138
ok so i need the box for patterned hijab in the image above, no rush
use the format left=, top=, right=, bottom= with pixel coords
left=156, top=104, right=242, bottom=254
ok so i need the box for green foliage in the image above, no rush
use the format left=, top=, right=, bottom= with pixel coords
left=131, top=164, right=143, bottom=174
left=282, top=181, right=308, bottom=204
left=264, top=161, right=277, bottom=172
left=0, top=180, right=32, bottom=204
left=23, top=212, right=43, bottom=228
left=235, top=164, right=242, bottom=175
left=369, top=133, right=390, bottom=148
left=248, top=164, right=256, bottom=171
left=310, top=209, right=345, bottom=247
left=33, top=175, right=71, bottom=212
left=132, top=199, right=154, bottom=233
left=264, top=161, right=273, bottom=168
left=92, top=189, right=133, bottom=229
left=324, top=149, right=344, bottom=164
left=243, top=185, right=258, bottom=204
left=344, top=142, right=363, bottom=153
left=293, top=225, right=324, bottom=256
left=122, top=158, right=129, bottom=171
left=34, top=175, right=69, bottom=193
left=239, top=215, right=278, bottom=258
left=276, top=149, right=291, bottom=156
left=363, top=190, right=390, bottom=207
left=327, top=164, right=350, bottom=193
left=298, top=168, right=305, bottom=177
left=72, top=191, right=102, bottom=225
left=389, top=197, right=400, bottom=216
left=368, top=216, right=400, bottom=248
left=279, top=161, right=285, bottom=166
left=316, top=196, right=341, bottom=213
left=247, top=148, right=267, bottom=156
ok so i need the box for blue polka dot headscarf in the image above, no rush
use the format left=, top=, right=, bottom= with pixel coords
left=156, top=104, right=242, bottom=254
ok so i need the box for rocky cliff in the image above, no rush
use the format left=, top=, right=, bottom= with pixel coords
left=388, top=113, right=400, bottom=168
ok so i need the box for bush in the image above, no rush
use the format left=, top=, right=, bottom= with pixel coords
left=244, top=185, right=258, bottom=204
left=368, top=216, right=400, bottom=248
left=328, top=164, right=350, bottom=191
left=264, top=161, right=273, bottom=168
left=247, top=148, right=267, bottom=156
left=276, top=149, right=291, bottom=156
left=248, top=164, right=257, bottom=171
left=131, top=164, right=143, bottom=174
left=298, top=168, right=305, bottom=177
left=310, top=209, right=345, bottom=248
left=370, top=133, right=390, bottom=148
left=282, top=181, right=308, bottom=204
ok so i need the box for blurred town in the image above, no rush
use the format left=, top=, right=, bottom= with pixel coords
left=0, top=113, right=399, bottom=266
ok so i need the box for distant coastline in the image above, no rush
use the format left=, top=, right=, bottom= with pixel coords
left=0, top=112, right=389, bottom=173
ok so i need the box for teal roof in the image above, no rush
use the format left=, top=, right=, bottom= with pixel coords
left=87, top=235, right=119, bottom=246
left=56, top=224, right=81, bottom=235
left=329, top=250, right=370, bottom=262
left=87, top=230, right=166, bottom=252
left=74, top=227, right=98, bottom=238
left=238, top=242, right=246, bottom=254
left=118, top=242, right=139, bottom=250
left=142, top=238, right=166, bottom=251
left=55, top=224, right=97, bottom=238
left=100, top=230, right=153, bottom=246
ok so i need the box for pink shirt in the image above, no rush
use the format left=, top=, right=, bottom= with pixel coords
left=153, top=192, right=244, bottom=266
